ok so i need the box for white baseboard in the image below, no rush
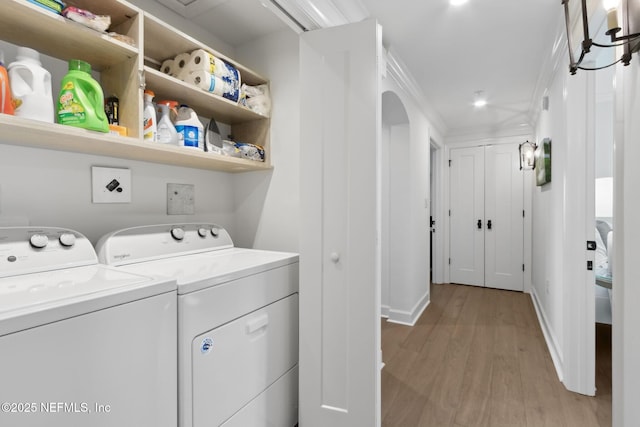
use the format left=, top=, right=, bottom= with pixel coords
left=530, top=286, right=564, bottom=382
left=387, top=291, right=430, bottom=326
left=380, top=305, right=390, bottom=318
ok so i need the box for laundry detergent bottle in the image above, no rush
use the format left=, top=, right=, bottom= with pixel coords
left=0, top=50, right=15, bottom=115
left=8, top=47, right=53, bottom=122
left=143, top=90, right=157, bottom=141
left=57, top=59, right=109, bottom=132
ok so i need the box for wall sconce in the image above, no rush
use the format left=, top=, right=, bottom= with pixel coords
left=562, top=0, right=640, bottom=74
left=519, top=140, right=537, bottom=170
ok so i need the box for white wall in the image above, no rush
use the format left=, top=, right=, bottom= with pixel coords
left=380, top=123, right=390, bottom=316
left=531, top=68, right=568, bottom=378
left=127, top=0, right=234, bottom=58
left=613, top=54, right=640, bottom=427
left=233, top=30, right=300, bottom=252
left=380, top=76, right=432, bottom=325
left=0, top=144, right=236, bottom=244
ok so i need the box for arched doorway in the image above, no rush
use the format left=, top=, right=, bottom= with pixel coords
left=381, top=90, right=411, bottom=321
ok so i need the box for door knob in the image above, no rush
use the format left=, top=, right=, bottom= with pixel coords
left=477, top=219, right=482, bottom=229
left=487, top=219, right=492, bottom=230
left=330, top=252, right=340, bottom=263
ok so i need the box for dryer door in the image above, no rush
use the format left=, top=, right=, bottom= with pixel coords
left=191, top=294, right=298, bottom=426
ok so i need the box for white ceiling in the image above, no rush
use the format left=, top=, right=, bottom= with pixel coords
left=157, top=0, right=565, bottom=139
left=362, top=0, right=562, bottom=138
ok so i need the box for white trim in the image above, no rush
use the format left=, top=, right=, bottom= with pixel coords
left=530, top=286, right=564, bottom=382
left=385, top=49, right=448, bottom=138
left=386, top=292, right=430, bottom=326
left=380, top=305, right=390, bottom=318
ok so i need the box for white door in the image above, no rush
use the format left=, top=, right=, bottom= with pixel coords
left=449, top=146, right=485, bottom=286
left=484, top=144, right=524, bottom=291
left=299, top=19, right=381, bottom=427
left=449, top=144, right=524, bottom=291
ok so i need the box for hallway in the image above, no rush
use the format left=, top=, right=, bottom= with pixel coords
left=381, top=284, right=611, bottom=426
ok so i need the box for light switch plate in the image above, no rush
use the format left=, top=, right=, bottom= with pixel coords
left=92, top=166, right=131, bottom=203
left=167, top=183, right=195, bottom=215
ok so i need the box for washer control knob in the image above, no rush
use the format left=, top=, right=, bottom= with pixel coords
left=198, top=228, right=208, bottom=238
left=58, top=233, right=76, bottom=247
left=210, top=227, right=219, bottom=238
left=30, top=234, right=49, bottom=249
left=171, top=227, right=185, bottom=241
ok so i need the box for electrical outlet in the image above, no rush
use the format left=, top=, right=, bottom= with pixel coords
left=167, top=183, right=195, bottom=215
left=91, top=166, right=131, bottom=203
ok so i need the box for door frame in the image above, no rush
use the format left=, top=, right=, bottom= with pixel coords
left=430, top=138, right=445, bottom=284
left=443, top=136, right=533, bottom=291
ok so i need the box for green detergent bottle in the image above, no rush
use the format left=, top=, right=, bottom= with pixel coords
left=57, top=59, right=109, bottom=132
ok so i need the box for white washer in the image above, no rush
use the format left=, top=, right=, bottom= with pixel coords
left=96, top=223, right=299, bottom=427
left=0, top=227, right=177, bottom=427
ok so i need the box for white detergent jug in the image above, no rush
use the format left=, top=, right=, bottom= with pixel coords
left=8, top=47, right=54, bottom=123
left=175, top=105, right=204, bottom=149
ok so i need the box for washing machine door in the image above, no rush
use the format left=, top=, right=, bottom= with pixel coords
left=191, top=294, right=298, bottom=426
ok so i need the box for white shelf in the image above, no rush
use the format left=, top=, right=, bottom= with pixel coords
left=0, top=0, right=272, bottom=173
left=0, top=0, right=139, bottom=72
left=144, top=67, right=268, bottom=124
left=143, top=13, right=267, bottom=86
left=0, top=115, right=272, bottom=173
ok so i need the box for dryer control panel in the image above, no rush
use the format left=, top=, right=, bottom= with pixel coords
left=0, top=227, right=97, bottom=278
left=95, top=223, right=234, bottom=266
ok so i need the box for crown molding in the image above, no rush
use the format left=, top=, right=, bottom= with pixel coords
left=384, top=48, right=448, bottom=139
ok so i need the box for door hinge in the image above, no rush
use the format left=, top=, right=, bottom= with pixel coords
left=522, top=264, right=525, bottom=272
left=449, top=258, right=451, bottom=265
left=523, top=210, right=525, bottom=218
left=449, top=209, right=451, bottom=216
left=587, top=260, right=593, bottom=271
left=449, top=160, right=452, bottom=167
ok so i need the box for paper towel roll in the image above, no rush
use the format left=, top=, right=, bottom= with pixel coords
left=187, top=49, right=240, bottom=83
left=188, top=70, right=239, bottom=102
left=160, top=59, right=177, bottom=77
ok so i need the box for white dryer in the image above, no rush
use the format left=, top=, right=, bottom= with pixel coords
left=96, top=223, right=299, bottom=427
left=0, top=227, right=177, bottom=427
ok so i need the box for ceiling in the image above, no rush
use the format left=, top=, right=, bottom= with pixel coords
left=156, top=0, right=564, bottom=139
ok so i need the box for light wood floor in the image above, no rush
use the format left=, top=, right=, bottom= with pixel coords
left=381, top=283, right=612, bottom=427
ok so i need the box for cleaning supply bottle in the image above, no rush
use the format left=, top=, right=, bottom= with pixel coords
left=143, top=89, right=157, bottom=141
left=175, top=105, right=204, bottom=149
left=8, top=47, right=53, bottom=122
left=0, top=50, right=14, bottom=115
left=156, top=103, right=178, bottom=145
left=57, top=59, right=109, bottom=132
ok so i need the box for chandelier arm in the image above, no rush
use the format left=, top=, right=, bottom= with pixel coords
left=577, top=58, right=623, bottom=71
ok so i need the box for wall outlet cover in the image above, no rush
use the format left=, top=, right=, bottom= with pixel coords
left=167, top=183, right=195, bottom=215
left=92, top=166, right=132, bottom=204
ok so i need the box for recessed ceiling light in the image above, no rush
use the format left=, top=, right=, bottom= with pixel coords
left=473, top=90, right=487, bottom=108
left=450, top=0, right=468, bottom=6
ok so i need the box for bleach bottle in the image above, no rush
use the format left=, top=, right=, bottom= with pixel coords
left=8, top=47, right=53, bottom=122
left=57, top=59, right=109, bottom=132
left=175, top=105, right=204, bottom=149
left=0, top=50, right=15, bottom=115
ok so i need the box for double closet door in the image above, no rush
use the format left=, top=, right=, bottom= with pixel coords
left=449, top=144, right=524, bottom=291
